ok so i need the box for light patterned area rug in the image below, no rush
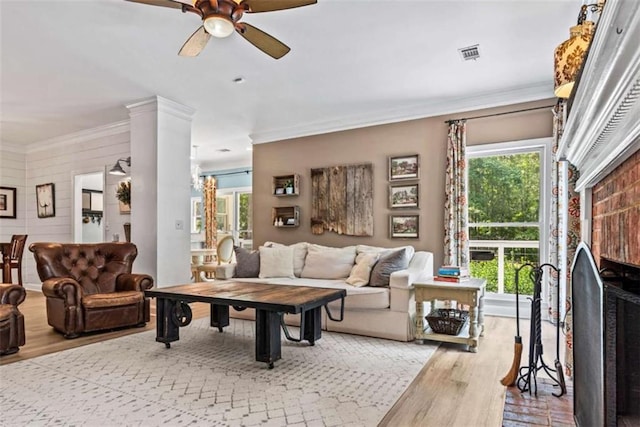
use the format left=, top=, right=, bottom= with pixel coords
left=0, top=318, right=437, bottom=427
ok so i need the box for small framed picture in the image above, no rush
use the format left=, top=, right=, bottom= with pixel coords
left=389, top=214, right=419, bottom=239
left=36, top=183, right=56, bottom=218
left=0, top=186, right=17, bottom=219
left=389, top=154, right=420, bottom=181
left=389, top=183, right=419, bottom=209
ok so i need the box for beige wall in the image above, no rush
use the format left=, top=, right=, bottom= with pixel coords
left=253, top=99, right=554, bottom=266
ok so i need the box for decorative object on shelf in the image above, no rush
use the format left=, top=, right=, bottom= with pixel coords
left=389, top=154, right=420, bottom=181
left=284, top=179, right=294, bottom=194
left=0, top=186, right=17, bottom=219
left=389, top=214, right=419, bottom=239
left=116, top=180, right=131, bottom=214
left=553, top=2, right=604, bottom=98
left=272, top=206, right=300, bottom=228
left=310, top=163, right=373, bottom=236
left=109, top=156, right=131, bottom=176
left=36, top=183, right=55, bottom=218
left=389, top=183, right=419, bottom=209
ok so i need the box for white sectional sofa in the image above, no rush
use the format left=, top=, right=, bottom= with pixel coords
left=215, top=242, right=434, bottom=342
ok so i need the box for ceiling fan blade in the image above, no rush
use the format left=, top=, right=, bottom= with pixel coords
left=124, top=0, right=184, bottom=9
left=236, top=23, right=290, bottom=59
left=179, top=26, right=211, bottom=57
left=242, top=0, right=316, bottom=13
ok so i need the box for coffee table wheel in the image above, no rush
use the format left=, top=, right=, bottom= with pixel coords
left=165, top=343, right=171, bottom=349
left=268, top=362, right=274, bottom=370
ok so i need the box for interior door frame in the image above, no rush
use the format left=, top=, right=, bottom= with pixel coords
left=72, top=167, right=106, bottom=243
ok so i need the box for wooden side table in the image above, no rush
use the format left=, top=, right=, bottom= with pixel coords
left=414, top=278, right=486, bottom=352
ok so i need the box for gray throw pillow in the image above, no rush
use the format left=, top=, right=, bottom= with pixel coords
left=369, top=248, right=411, bottom=287
left=233, top=246, right=260, bottom=278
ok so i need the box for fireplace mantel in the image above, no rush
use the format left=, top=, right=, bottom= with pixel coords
left=558, top=0, right=640, bottom=192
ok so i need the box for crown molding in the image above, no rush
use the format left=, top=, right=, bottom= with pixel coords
left=558, top=0, right=640, bottom=191
left=250, top=82, right=553, bottom=144
left=127, top=96, right=195, bottom=121
left=25, top=120, right=130, bottom=153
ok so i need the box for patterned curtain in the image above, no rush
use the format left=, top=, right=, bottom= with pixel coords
left=203, top=177, right=217, bottom=261
left=548, top=100, right=581, bottom=377
left=443, top=120, right=470, bottom=267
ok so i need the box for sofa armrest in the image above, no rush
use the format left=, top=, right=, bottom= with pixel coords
left=0, top=283, right=26, bottom=306
left=389, top=251, right=434, bottom=290
left=388, top=251, right=433, bottom=313
left=116, top=273, right=154, bottom=292
left=42, top=277, right=83, bottom=306
left=215, top=264, right=236, bottom=280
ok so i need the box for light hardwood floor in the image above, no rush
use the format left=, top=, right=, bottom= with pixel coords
left=2, top=290, right=563, bottom=427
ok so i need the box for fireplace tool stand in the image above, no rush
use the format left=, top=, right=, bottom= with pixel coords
left=517, top=263, right=567, bottom=397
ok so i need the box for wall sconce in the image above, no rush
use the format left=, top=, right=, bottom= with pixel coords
left=109, top=157, right=131, bottom=176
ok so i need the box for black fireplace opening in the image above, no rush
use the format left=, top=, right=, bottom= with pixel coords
left=571, top=247, right=640, bottom=427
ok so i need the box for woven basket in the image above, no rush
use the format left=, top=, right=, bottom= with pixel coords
left=425, top=308, right=469, bottom=335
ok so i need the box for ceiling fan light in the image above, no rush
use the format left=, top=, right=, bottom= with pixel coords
left=204, top=15, right=235, bottom=38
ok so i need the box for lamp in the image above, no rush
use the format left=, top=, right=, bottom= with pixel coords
left=109, top=157, right=131, bottom=176
left=553, top=2, right=604, bottom=98
left=203, top=14, right=235, bottom=38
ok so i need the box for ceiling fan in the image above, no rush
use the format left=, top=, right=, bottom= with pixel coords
left=125, top=0, right=316, bottom=59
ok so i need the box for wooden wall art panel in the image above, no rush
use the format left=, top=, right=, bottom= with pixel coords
left=310, top=163, right=373, bottom=236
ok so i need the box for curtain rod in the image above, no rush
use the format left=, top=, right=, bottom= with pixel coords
left=444, top=104, right=556, bottom=124
left=203, top=169, right=252, bottom=178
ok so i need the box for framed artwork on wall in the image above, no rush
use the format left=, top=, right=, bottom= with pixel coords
left=0, top=186, right=17, bottom=219
left=389, top=214, right=419, bottom=239
left=36, top=183, right=55, bottom=218
left=389, top=183, right=419, bottom=209
left=389, top=154, right=420, bottom=181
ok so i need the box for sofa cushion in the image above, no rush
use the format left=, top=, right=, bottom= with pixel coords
left=346, top=252, right=380, bottom=287
left=369, top=247, right=412, bottom=287
left=259, top=246, right=295, bottom=279
left=233, top=246, right=260, bottom=278
left=301, top=245, right=356, bottom=279
left=264, top=241, right=308, bottom=277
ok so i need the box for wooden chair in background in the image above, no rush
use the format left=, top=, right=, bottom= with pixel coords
left=1, top=235, right=28, bottom=286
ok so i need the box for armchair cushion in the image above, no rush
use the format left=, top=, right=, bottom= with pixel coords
left=83, top=291, right=144, bottom=309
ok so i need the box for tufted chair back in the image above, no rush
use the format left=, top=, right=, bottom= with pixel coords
left=30, top=242, right=137, bottom=295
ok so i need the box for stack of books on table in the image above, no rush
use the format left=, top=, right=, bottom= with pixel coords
left=435, top=266, right=470, bottom=283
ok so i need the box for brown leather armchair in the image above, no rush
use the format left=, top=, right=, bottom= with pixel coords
left=29, top=242, right=154, bottom=338
left=0, top=283, right=26, bottom=355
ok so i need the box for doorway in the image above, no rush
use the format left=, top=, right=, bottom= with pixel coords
left=73, top=171, right=105, bottom=243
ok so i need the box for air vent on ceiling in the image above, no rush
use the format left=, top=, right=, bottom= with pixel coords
left=459, top=44, right=480, bottom=61
left=217, top=148, right=231, bottom=153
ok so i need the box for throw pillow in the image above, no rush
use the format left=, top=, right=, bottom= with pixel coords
left=369, top=247, right=411, bottom=287
left=346, top=252, right=380, bottom=287
left=301, top=245, right=356, bottom=279
left=264, top=241, right=308, bottom=277
left=233, top=246, right=260, bottom=278
left=259, top=246, right=295, bottom=279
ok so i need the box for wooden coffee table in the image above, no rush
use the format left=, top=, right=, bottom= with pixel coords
left=145, top=281, right=346, bottom=369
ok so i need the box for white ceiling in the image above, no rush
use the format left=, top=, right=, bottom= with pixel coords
left=1, top=0, right=580, bottom=169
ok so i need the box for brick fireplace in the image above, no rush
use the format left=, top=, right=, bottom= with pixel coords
left=576, top=151, right=640, bottom=427
left=591, top=150, right=640, bottom=268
